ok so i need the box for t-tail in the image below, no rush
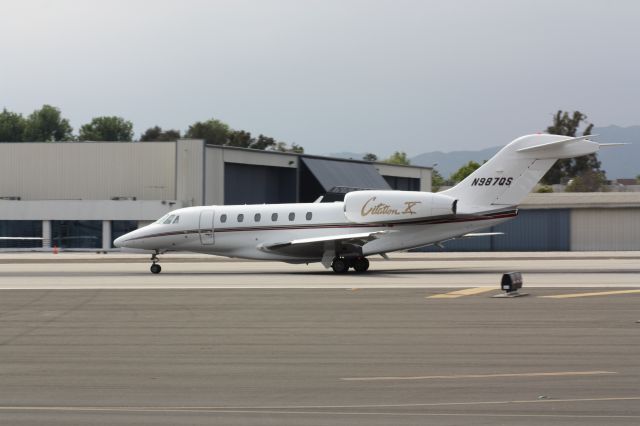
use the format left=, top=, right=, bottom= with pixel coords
left=440, top=134, right=616, bottom=213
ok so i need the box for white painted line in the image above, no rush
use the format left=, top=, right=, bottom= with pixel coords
left=341, top=370, right=617, bottom=381
left=2, top=395, right=638, bottom=412
left=0, top=397, right=640, bottom=419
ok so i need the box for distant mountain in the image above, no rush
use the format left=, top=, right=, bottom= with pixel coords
left=411, top=146, right=501, bottom=178
left=410, top=125, right=640, bottom=180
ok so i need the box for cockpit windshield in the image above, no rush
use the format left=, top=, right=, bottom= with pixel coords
left=155, top=214, right=170, bottom=224
left=155, top=214, right=180, bottom=225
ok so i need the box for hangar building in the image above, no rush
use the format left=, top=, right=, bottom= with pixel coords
left=0, top=139, right=430, bottom=250
left=1, top=139, right=638, bottom=252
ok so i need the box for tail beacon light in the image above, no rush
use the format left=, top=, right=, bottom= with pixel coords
left=344, top=190, right=457, bottom=224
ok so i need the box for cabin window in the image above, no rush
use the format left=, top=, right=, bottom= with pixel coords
left=306, top=212, right=312, bottom=221
left=220, top=214, right=227, bottom=223
left=288, top=212, right=295, bottom=221
left=254, top=213, right=261, bottom=222
left=172, top=216, right=180, bottom=224
left=271, top=213, right=278, bottom=221
left=163, top=215, right=175, bottom=224
left=237, top=214, right=244, bottom=223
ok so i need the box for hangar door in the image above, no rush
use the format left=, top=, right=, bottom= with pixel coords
left=224, top=163, right=296, bottom=205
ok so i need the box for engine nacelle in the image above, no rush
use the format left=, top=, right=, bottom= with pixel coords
left=343, top=190, right=457, bottom=224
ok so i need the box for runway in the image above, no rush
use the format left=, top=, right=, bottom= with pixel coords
left=0, top=251, right=639, bottom=289
left=0, top=252, right=639, bottom=425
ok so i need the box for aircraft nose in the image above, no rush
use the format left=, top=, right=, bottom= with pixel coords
left=113, top=235, right=128, bottom=248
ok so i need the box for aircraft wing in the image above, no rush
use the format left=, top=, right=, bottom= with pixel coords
left=263, top=230, right=391, bottom=251
left=461, top=232, right=504, bottom=238
left=259, top=230, right=392, bottom=263
left=432, top=232, right=503, bottom=248
left=0, top=237, right=43, bottom=240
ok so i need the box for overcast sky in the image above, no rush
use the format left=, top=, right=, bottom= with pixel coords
left=2, top=0, right=639, bottom=156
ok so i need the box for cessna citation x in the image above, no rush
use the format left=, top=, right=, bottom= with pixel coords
left=114, top=134, right=618, bottom=274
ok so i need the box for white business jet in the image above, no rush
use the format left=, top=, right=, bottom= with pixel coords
left=114, top=134, right=617, bottom=274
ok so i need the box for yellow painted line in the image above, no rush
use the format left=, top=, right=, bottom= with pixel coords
left=341, top=370, right=616, bottom=381
left=542, top=289, right=640, bottom=299
left=427, top=287, right=494, bottom=299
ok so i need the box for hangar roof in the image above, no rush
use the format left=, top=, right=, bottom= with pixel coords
left=300, top=157, right=391, bottom=192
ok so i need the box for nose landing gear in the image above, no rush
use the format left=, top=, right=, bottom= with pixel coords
left=150, top=251, right=161, bottom=274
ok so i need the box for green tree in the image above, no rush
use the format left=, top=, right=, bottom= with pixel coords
left=566, top=170, right=607, bottom=192
left=431, top=168, right=445, bottom=192
left=384, top=151, right=410, bottom=165
left=23, top=105, right=73, bottom=141
left=226, top=130, right=253, bottom=148
left=79, top=116, right=134, bottom=141
left=536, top=185, right=553, bottom=193
left=185, top=117, right=304, bottom=152
left=184, top=118, right=230, bottom=145
left=250, top=134, right=277, bottom=150
left=363, top=153, right=378, bottom=161
left=450, top=160, right=481, bottom=184
left=273, top=141, right=304, bottom=153
left=0, top=108, right=27, bottom=142
left=140, top=126, right=181, bottom=141
left=541, top=110, right=600, bottom=186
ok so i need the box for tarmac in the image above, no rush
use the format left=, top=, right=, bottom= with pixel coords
left=0, top=252, right=638, bottom=425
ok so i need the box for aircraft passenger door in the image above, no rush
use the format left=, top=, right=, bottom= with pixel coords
left=199, top=209, right=215, bottom=245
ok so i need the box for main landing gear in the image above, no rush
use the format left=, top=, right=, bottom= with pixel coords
left=150, top=251, right=161, bottom=274
left=331, top=256, right=370, bottom=273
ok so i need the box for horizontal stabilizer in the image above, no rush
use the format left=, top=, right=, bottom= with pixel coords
left=516, top=135, right=597, bottom=153
left=598, top=143, right=630, bottom=147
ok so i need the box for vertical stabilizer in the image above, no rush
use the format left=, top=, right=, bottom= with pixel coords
left=440, top=134, right=601, bottom=212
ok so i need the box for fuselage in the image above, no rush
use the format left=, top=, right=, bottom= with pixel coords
left=113, top=200, right=515, bottom=262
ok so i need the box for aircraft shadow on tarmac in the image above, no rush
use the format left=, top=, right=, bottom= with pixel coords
left=1, top=268, right=637, bottom=278
left=105, top=267, right=640, bottom=277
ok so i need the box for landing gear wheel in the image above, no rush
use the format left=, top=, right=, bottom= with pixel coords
left=150, top=251, right=161, bottom=274
left=331, top=257, right=349, bottom=274
left=353, top=257, right=370, bottom=273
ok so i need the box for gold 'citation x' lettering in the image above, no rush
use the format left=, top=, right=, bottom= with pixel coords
left=361, top=197, right=422, bottom=217
left=361, top=197, right=401, bottom=216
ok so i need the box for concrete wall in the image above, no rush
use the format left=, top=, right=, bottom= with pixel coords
left=176, top=139, right=204, bottom=206
left=204, top=147, right=225, bottom=205
left=571, top=208, right=640, bottom=250
left=0, top=142, right=176, bottom=200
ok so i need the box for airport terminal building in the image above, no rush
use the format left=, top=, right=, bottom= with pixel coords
left=1, top=139, right=639, bottom=251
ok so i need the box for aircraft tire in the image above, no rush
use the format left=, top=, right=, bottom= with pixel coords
left=331, top=257, right=349, bottom=274
left=150, top=264, right=161, bottom=274
left=353, top=257, right=370, bottom=273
